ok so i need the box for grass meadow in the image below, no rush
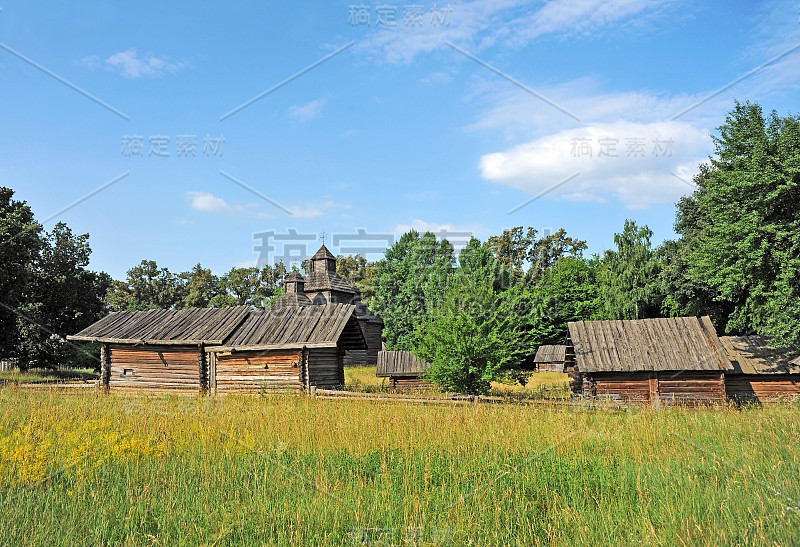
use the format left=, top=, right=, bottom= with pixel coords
left=343, top=366, right=571, bottom=399
left=0, top=384, right=798, bottom=546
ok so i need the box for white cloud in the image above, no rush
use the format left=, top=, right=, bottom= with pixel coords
left=186, top=191, right=350, bottom=219
left=80, top=49, right=189, bottom=79
left=480, top=120, right=710, bottom=209
left=288, top=98, right=326, bottom=121
left=186, top=191, right=240, bottom=214
left=288, top=199, right=351, bottom=218
left=356, top=0, right=684, bottom=64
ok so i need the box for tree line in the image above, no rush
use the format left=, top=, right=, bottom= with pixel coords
left=0, top=101, right=797, bottom=384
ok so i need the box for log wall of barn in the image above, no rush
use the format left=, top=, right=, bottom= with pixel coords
left=107, top=344, right=203, bottom=391
left=575, top=371, right=727, bottom=404
left=307, top=347, right=344, bottom=388
left=656, top=372, right=726, bottom=404
left=588, top=373, right=651, bottom=402
left=213, top=349, right=303, bottom=392
left=725, top=375, right=800, bottom=403
left=390, top=376, right=431, bottom=389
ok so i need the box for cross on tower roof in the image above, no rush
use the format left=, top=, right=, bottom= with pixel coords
left=319, top=230, right=326, bottom=245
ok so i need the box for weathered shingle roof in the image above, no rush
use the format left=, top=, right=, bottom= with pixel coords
left=304, top=270, right=359, bottom=294
left=219, top=303, right=363, bottom=349
left=567, top=316, right=731, bottom=373
left=312, top=245, right=336, bottom=261
left=68, top=303, right=366, bottom=351
left=271, top=291, right=313, bottom=309
left=719, top=335, right=800, bottom=375
left=534, top=345, right=566, bottom=363
left=68, top=306, right=251, bottom=345
left=376, top=351, right=430, bottom=377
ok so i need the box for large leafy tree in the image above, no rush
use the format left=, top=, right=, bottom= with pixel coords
left=336, top=254, right=377, bottom=304
left=598, top=220, right=663, bottom=320
left=0, top=188, right=42, bottom=359
left=371, top=230, right=455, bottom=350
left=676, top=101, right=800, bottom=346
left=415, top=268, right=534, bottom=395
left=0, top=188, right=110, bottom=369
left=210, top=264, right=286, bottom=309
left=20, top=223, right=111, bottom=369
left=179, top=264, right=219, bottom=309
left=536, top=256, right=601, bottom=335
left=106, top=260, right=185, bottom=311
left=485, top=226, right=536, bottom=283
left=526, top=228, right=588, bottom=283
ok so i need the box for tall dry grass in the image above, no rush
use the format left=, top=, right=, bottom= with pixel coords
left=0, top=387, right=798, bottom=545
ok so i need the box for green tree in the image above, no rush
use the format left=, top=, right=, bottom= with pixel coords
left=415, top=274, right=533, bottom=394
left=179, top=264, right=219, bottom=309
left=20, top=223, right=111, bottom=369
left=599, top=220, right=663, bottom=320
left=485, top=226, right=536, bottom=283
left=371, top=230, right=455, bottom=350
left=106, top=260, right=185, bottom=311
left=526, top=228, right=588, bottom=282
left=536, top=256, right=601, bottom=336
left=336, top=254, right=377, bottom=304
left=0, top=189, right=110, bottom=370
left=676, top=101, right=800, bottom=346
left=210, top=263, right=287, bottom=309
left=0, top=188, right=42, bottom=360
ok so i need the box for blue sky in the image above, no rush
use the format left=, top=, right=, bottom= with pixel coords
left=1, top=1, right=798, bottom=279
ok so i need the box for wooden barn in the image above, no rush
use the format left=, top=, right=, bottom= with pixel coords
left=376, top=351, right=431, bottom=389
left=566, top=316, right=731, bottom=404
left=533, top=345, right=566, bottom=372
left=206, top=304, right=365, bottom=393
left=68, top=303, right=365, bottom=392
left=719, top=335, right=800, bottom=403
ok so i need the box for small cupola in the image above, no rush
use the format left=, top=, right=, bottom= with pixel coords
left=283, top=271, right=305, bottom=294
left=311, top=244, right=337, bottom=273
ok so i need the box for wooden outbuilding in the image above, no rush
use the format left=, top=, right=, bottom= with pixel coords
left=566, top=316, right=731, bottom=404
left=719, top=335, right=800, bottom=403
left=68, top=303, right=365, bottom=392
left=206, top=304, right=365, bottom=392
left=533, top=345, right=566, bottom=372
left=376, top=351, right=431, bottom=389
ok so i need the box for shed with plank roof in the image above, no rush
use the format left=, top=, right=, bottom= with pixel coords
left=207, top=303, right=365, bottom=392
left=68, top=303, right=365, bottom=392
left=376, top=350, right=431, bottom=389
left=566, top=316, right=731, bottom=404
left=533, top=345, right=566, bottom=372
left=719, top=335, right=800, bottom=403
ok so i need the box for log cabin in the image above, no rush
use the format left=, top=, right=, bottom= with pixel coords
left=376, top=350, right=431, bottom=389
left=533, top=345, right=566, bottom=372
left=67, top=303, right=365, bottom=392
left=566, top=316, right=731, bottom=404
left=719, top=335, right=800, bottom=403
